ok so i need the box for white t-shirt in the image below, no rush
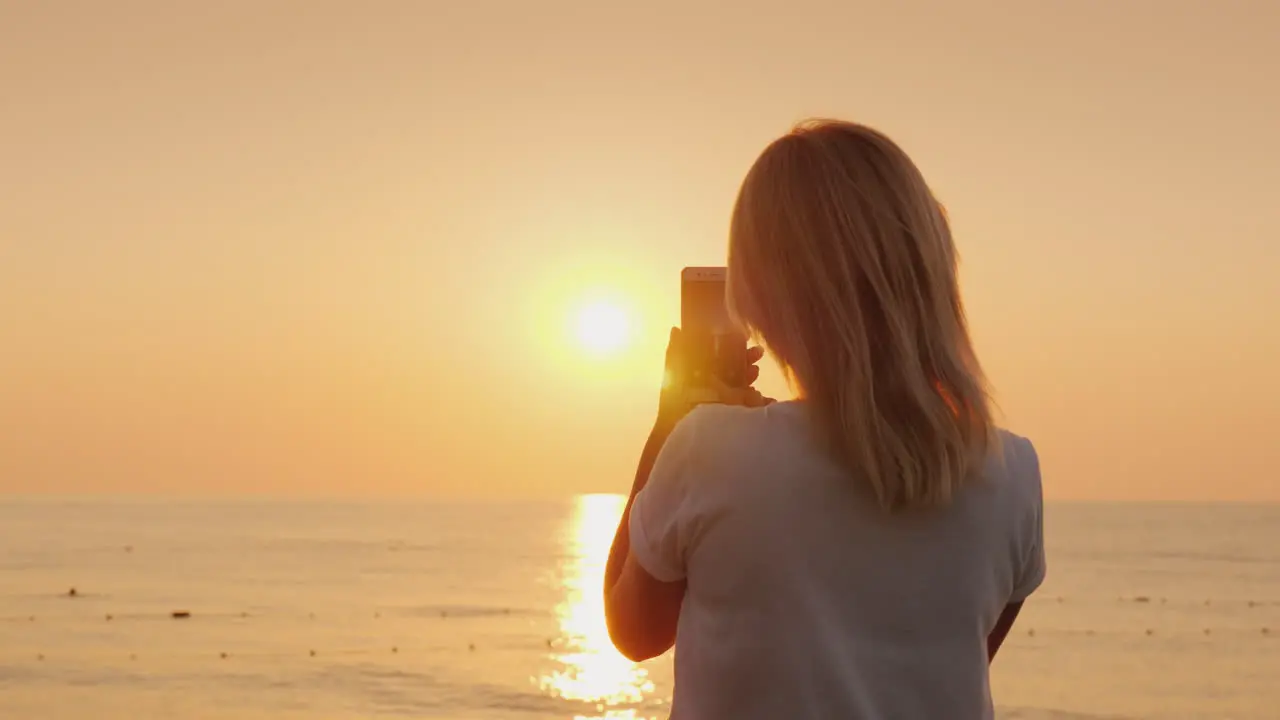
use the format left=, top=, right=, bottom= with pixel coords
left=630, top=400, right=1046, bottom=720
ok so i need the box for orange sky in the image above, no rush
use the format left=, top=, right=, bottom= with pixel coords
left=2, top=1, right=1277, bottom=501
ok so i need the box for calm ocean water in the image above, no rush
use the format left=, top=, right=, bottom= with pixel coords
left=1, top=498, right=1276, bottom=719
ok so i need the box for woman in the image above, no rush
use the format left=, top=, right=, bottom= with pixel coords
left=603, top=120, right=1045, bottom=719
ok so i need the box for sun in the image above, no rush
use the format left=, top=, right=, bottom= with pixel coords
left=574, top=301, right=632, bottom=357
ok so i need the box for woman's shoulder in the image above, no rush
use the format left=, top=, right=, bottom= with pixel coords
left=668, top=401, right=813, bottom=482
left=993, top=429, right=1040, bottom=474
left=985, top=428, right=1043, bottom=505
left=679, top=400, right=807, bottom=445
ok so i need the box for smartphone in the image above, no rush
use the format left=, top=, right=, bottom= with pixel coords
left=680, top=266, right=748, bottom=389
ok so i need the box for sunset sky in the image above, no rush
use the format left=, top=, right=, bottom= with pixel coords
left=2, top=1, right=1276, bottom=501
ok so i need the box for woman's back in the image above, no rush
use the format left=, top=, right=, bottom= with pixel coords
left=629, top=401, right=1045, bottom=719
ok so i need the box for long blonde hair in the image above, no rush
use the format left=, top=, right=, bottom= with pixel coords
left=727, top=119, right=997, bottom=511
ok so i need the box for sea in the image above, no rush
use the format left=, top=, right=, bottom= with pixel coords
left=1, top=498, right=1276, bottom=719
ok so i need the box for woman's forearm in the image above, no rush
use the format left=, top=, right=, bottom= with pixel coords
left=987, top=601, right=1024, bottom=662
left=603, top=419, right=675, bottom=594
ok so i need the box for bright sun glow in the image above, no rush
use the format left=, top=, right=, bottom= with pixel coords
left=574, top=301, right=632, bottom=357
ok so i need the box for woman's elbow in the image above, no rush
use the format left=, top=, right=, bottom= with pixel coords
left=610, top=634, right=653, bottom=663
left=606, top=611, right=674, bottom=662
left=604, top=561, right=683, bottom=662
left=608, top=626, right=672, bottom=663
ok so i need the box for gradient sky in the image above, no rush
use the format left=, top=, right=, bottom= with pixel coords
left=2, top=1, right=1277, bottom=501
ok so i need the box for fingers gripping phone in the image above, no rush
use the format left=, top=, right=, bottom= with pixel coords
left=680, top=267, right=748, bottom=391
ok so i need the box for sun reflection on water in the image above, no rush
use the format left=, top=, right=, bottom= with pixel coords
left=539, top=494, right=657, bottom=719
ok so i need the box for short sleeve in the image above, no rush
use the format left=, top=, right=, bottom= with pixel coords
left=628, top=409, right=707, bottom=583
left=1010, top=437, right=1046, bottom=602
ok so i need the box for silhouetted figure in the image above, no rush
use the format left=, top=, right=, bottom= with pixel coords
left=603, top=121, right=1049, bottom=720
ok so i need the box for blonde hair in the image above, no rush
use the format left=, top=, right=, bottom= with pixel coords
left=727, top=119, right=997, bottom=511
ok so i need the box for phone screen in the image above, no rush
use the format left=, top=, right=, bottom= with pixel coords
left=681, top=275, right=747, bottom=388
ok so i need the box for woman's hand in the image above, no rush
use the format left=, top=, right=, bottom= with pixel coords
left=656, top=327, right=772, bottom=428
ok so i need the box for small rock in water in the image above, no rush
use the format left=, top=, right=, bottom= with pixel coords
left=67, top=588, right=78, bottom=598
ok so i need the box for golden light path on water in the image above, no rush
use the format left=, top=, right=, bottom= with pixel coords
left=540, top=494, right=658, bottom=720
